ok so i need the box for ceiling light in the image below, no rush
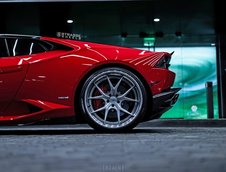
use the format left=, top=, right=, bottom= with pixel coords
left=211, top=43, right=215, bottom=46
left=153, top=18, right=160, bottom=22
left=67, top=19, right=73, bottom=24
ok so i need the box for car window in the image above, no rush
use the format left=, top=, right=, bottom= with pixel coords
left=30, top=41, right=46, bottom=54
left=6, top=38, right=46, bottom=56
left=0, top=38, right=9, bottom=58
left=1, top=37, right=72, bottom=57
left=6, top=38, right=29, bottom=56
left=40, top=40, right=74, bottom=51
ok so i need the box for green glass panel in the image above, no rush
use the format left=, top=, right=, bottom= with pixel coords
left=136, top=46, right=218, bottom=119
left=156, top=47, right=218, bottom=119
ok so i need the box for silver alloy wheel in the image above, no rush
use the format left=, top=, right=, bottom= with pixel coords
left=83, top=69, right=143, bottom=129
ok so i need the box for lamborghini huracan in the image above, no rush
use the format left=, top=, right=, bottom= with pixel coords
left=0, top=34, right=180, bottom=131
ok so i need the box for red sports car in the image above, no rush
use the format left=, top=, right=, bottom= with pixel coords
left=0, top=34, right=180, bottom=131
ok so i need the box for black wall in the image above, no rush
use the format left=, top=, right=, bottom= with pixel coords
left=39, top=3, right=72, bottom=37
left=215, top=0, right=226, bottom=118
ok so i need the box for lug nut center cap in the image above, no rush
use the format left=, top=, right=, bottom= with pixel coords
left=110, top=96, right=117, bottom=102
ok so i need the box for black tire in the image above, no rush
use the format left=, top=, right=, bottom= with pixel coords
left=80, top=67, right=147, bottom=132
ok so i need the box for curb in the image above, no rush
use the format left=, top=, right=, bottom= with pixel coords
left=139, top=119, right=226, bottom=127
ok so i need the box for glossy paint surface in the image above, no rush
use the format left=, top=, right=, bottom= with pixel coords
left=0, top=36, right=176, bottom=124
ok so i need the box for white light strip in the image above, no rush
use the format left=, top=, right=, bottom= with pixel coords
left=13, top=39, right=18, bottom=56
left=29, top=43, right=34, bottom=55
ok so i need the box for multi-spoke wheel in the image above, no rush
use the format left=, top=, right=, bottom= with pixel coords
left=80, top=67, right=147, bottom=132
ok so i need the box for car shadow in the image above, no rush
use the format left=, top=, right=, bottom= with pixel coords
left=0, top=127, right=173, bottom=135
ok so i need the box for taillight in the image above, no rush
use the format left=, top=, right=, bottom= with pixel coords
left=155, top=55, right=171, bottom=69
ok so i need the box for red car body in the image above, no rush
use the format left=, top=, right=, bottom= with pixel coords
left=0, top=34, right=179, bottom=130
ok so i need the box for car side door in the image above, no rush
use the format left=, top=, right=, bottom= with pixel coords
left=0, top=37, right=29, bottom=115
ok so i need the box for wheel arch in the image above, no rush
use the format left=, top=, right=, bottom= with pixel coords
left=74, top=63, right=153, bottom=123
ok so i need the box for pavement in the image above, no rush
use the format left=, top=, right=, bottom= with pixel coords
left=0, top=119, right=226, bottom=172
left=139, top=119, right=226, bottom=127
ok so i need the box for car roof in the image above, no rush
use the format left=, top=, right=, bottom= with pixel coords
left=0, top=34, right=40, bottom=39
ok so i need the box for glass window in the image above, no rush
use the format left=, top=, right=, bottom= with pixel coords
left=6, top=38, right=30, bottom=56
left=6, top=38, right=46, bottom=56
left=158, top=47, right=218, bottom=119
left=0, top=38, right=9, bottom=58
left=137, top=46, right=218, bottom=119
left=30, top=42, right=46, bottom=54
left=3, top=38, right=72, bottom=57
left=40, top=40, right=73, bottom=51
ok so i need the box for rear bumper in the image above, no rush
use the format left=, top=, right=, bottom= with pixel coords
left=151, top=88, right=181, bottom=119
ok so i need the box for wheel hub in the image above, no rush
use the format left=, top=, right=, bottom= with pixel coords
left=109, top=96, right=117, bottom=103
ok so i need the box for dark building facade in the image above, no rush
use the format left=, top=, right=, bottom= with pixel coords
left=0, top=0, right=225, bottom=119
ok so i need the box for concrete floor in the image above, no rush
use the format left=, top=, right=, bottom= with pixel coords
left=0, top=125, right=226, bottom=172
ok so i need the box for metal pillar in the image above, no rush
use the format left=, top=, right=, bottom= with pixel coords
left=206, top=82, right=214, bottom=119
